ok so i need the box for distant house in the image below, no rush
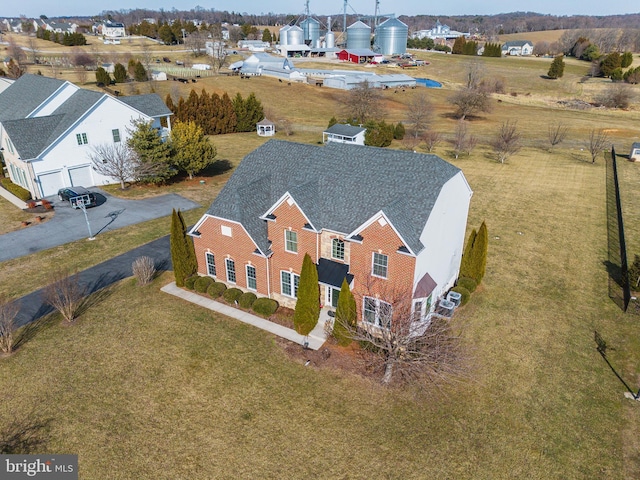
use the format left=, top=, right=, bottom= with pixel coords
left=256, top=118, right=275, bottom=137
left=2, top=19, right=25, bottom=33
left=33, top=19, right=78, bottom=34
left=188, top=140, right=473, bottom=328
left=411, top=20, right=467, bottom=41
left=630, top=142, right=640, bottom=162
left=238, top=40, right=270, bottom=52
left=502, top=41, right=533, bottom=56
left=93, top=20, right=126, bottom=38
left=0, top=74, right=172, bottom=199
left=323, top=124, right=366, bottom=145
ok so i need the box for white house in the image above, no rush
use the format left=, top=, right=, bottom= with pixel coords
left=2, top=19, right=24, bottom=33
left=630, top=142, right=640, bottom=162
left=93, top=20, right=126, bottom=38
left=323, top=124, right=366, bottom=145
left=0, top=74, right=172, bottom=199
left=33, top=19, right=78, bottom=34
left=501, top=41, right=534, bottom=56
left=412, top=20, right=467, bottom=41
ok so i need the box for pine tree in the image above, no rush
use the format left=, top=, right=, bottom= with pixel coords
left=452, top=36, right=466, bottom=55
left=547, top=55, right=565, bottom=79
left=293, top=253, right=320, bottom=336
left=95, top=67, right=111, bottom=86
left=218, top=92, right=237, bottom=134
left=333, top=278, right=356, bottom=346
left=170, top=209, right=188, bottom=287
left=165, top=94, right=175, bottom=114
left=134, top=61, right=147, bottom=82
left=178, top=209, right=197, bottom=280
left=170, top=120, right=217, bottom=179
left=113, top=63, right=127, bottom=83
left=394, top=122, right=405, bottom=140
left=127, top=119, right=174, bottom=184
left=474, top=221, right=488, bottom=283
left=459, top=228, right=477, bottom=280
left=327, top=116, right=338, bottom=128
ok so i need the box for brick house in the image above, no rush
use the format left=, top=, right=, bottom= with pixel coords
left=189, top=140, right=472, bottom=327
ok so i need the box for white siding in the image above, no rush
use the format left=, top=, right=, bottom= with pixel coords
left=413, top=172, right=473, bottom=301
left=30, top=83, right=80, bottom=117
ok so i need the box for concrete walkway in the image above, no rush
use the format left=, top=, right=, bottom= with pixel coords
left=161, top=282, right=329, bottom=350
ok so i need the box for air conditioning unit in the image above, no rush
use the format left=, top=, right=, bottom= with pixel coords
left=436, top=299, right=455, bottom=317
left=446, top=291, right=462, bottom=307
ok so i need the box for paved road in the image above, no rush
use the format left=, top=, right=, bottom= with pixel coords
left=0, top=188, right=200, bottom=262
left=11, top=235, right=171, bottom=328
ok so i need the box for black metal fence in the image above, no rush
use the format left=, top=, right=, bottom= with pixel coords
left=605, top=146, right=630, bottom=311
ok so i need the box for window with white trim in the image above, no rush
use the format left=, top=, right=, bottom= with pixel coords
left=246, top=265, right=257, bottom=290
left=76, top=133, right=88, bottom=145
left=332, top=238, right=345, bottom=260
left=225, top=258, right=236, bottom=283
left=285, top=230, right=298, bottom=253
left=6, top=137, right=14, bottom=154
left=372, top=252, right=388, bottom=278
left=112, top=129, right=121, bottom=143
left=363, top=296, right=392, bottom=328
left=281, top=271, right=300, bottom=298
left=205, top=252, right=216, bottom=277
left=413, top=300, right=423, bottom=321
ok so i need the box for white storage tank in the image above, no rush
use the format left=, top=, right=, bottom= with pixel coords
left=279, top=25, right=291, bottom=45
left=301, top=17, right=321, bottom=44
left=346, top=21, right=371, bottom=50
left=288, top=25, right=304, bottom=45
left=326, top=31, right=335, bottom=48
left=374, top=17, right=408, bottom=55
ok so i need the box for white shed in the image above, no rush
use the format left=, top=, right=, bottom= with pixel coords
left=257, top=118, right=275, bottom=137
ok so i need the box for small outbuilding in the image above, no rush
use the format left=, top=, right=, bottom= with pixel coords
left=151, top=71, right=167, bottom=81
left=337, top=49, right=377, bottom=64
left=630, top=142, right=640, bottom=162
left=323, top=123, right=366, bottom=145
left=257, top=118, right=276, bottom=137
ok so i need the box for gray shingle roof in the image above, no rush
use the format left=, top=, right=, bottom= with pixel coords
left=324, top=124, right=365, bottom=137
left=206, top=140, right=465, bottom=255
left=118, top=95, right=172, bottom=117
left=0, top=74, right=66, bottom=122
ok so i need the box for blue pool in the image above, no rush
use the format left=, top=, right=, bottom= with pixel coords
left=416, top=78, right=442, bottom=88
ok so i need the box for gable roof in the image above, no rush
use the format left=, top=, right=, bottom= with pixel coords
left=502, top=40, right=532, bottom=48
left=0, top=74, right=66, bottom=122
left=324, top=123, right=365, bottom=137
left=205, top=140, right=466, bottom=255
left=118, top=94, right=172, bottom=117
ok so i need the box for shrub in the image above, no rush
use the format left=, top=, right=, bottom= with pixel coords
left=238, top=292, right=257, bottom=308
left=252, top=297, right=279, bottom=317
left=185, top=275, right=198, bottom=290
left=132, top=256, right=156, bottom=285
left=41, top=199, right=53, bottom=210
left=451, top=286, right=471, bottom=306
left=1, top=178, right=31, bottom=201
left=223, top=287, right=243, bottom=303
left=207, top=281, right=227, bottom=298
left=457, top=276, right=477, bottom=293
left=194, top=276, right=214, bottom=293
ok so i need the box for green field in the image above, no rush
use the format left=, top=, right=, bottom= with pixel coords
left=2, top=38, right=640, bottom=477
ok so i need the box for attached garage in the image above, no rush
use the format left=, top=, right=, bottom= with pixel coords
left=38, top=170, right=64, bottom=197
left=68, top=165, right=94, bottom=187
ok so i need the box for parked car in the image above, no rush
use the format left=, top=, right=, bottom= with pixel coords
left=57, top=186, right=97, bottom=209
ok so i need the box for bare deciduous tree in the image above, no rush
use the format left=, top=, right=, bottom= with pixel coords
left=344, top=80, right=383, bottom=124
left=138, top=39, right=154, bottom=76
left=89, top=143, right=137, bottom=189
left=596, top=83, right=636, bottom=109
left=406, top=93, right=433, bottom=139
left=491, top=120, right=521, bottom=163
left=44, top=270, right=84, bottom=324
left=587, top=128, right=610, bottom=163
left=26, top=37, right=40, bottom=64
left=334, top=278, right=468, bottom=387
left=450, top=120, right=476, bottom=159
left=464, top=61, right=482, bottom=90
left=132, top=256, right=156, bottom=285
left=185, top=31, right=206, bottom=56
left=547, top=122, right=568, bottom=150
left=7, top=37, right=25, bottom=64
left=207, top=41, right=228, bottom=73
left=423, top=130, right=442, bottom=153
left=447, top=88, right=492, bottom=120
left=0, top=296, right=19, bottom=354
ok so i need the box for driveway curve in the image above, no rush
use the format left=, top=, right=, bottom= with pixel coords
left=0, top=188, right=200, bottom=262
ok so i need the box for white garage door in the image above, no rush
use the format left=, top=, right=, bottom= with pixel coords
left=38, top=171, right=63, bottom=197
left=69, top=165, right=94, bottom=187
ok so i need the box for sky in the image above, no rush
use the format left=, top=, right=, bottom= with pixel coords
left=3, top=0, right=639, bottom=19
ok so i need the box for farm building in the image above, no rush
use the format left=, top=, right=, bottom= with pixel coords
left=337, top=49, right=378, bottom=64
left=323, top=124, right=366, bottom=145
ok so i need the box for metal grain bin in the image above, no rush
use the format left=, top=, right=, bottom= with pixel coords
left=374, top=17, right=408, bottom=55
left=326, top=31, right=335, bottom=48
left=301, top=17, right=320, bottom=44
left=279, top=25, right=290, bottom=45
left=288, top=25, right=304, bottom=45
left=346, top=21, right=371, bottom=50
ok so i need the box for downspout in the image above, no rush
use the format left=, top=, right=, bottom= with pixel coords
left=266, top=253, right=271, bottom=299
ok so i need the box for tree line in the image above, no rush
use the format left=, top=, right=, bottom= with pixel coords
left=35, top=29, right=87, bottom=46
left=165, top=89, right=264, bottom=135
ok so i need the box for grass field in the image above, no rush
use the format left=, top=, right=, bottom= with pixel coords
left=2, top=32, right=640, bottom=477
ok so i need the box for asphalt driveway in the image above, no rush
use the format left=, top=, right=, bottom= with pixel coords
left=0, top=188, right=201, bottom=262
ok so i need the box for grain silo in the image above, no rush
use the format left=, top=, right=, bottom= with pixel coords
left=346, top=21, right=371, bottom=50
left=301, top=17, right=321, bottom=45
left=288, top=25, right=304, bottom=45
left=279, top=25, right=291, bottom=45
left=374, top=17, right=408, bottom=55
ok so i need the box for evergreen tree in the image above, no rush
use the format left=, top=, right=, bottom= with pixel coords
left=452, top=36, right=466, bottom=55
left=127, top=120, right=174, bottom=184
left=134, top=61, right=147, bottom=82
left=170, top=121, right=217, bottom=179
left=474, top=221, right=488, bottom=283
left=127, top=58, right=137, bottom=76
left=293, top=253, right=320, bottom=336
left=218, top=92, right=238, bottom=133
left=394, top=122, right=405, bottom=140
left=547, top=55, right=565, bottom=79
left=459, top=228, right=477, bottom=279
left=333, top=278, right=356, bottom=346
left=113, top=63, right=127, bottom=83
left=165, top=94, right=175, bottom=114
left=262, top=28, right=272, bottom=43
left=600, top=52, right=622, bottom=78
left=170, top=208, right=195, bottom=287
left=621, top=52, right=633, bottom=68
left=237, top=92, right=264, bottom=132
left=364, top=120, right=394, bottom=147
left=462, top=40, right=478, bottom=56
left=327, top=116, right=338, bottom=128
left=95, top=67, right=111, bottom=86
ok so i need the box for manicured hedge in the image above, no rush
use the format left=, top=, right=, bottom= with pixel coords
left=185, top=275, right=198, bottom=290
left=457, top=276, right=477, bottom=293
left=252, top=298, right=279, bottom=317
left=207, top=282, right=227, bottom=298
left=223, top=287, right=243, bottom=303
left=450, top=286, right=471, bottom=306
left=238, top=292, right=257, bottom=308
left=194, top=276, right=214, bottom=293
left=1, top=178, right=32, bottom=201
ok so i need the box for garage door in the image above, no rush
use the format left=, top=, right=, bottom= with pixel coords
left=38, top=171, right=63, bottom=197
left=69, top=165, right=94, bottom=187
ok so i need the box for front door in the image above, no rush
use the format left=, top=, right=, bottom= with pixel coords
left=326, top=286, right=340, bottom=308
